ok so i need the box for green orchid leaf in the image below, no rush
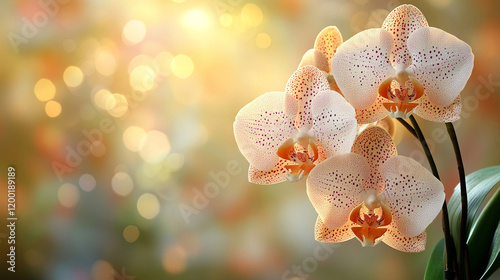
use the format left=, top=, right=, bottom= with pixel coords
left=424, top=238, right=445, bottom=280
left=481, top=221, right=500, bottom=280
left=448, top=166, right=500, bottom=251
left=467, top=189, right=500, bottom=279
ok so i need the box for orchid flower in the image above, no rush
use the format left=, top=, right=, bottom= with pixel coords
left=306, top=126, right=444, bottom=252
left=331, top=4, right=474, bottom=123
left=234, top=65, right=357, bottom=185
left=297, top=26, right=397, bottom=138
left=297, top=26, right=343, bottom=93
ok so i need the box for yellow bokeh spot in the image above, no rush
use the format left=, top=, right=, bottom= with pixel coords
left=123, top=225, right=140, bottom=243
left=93, top=88, right=113, bottom=110
left=241, top=3, right=263, bottom=27
left=123, top=126, right=146, bottom=152
left=123, top=20, right=147, bottom=45
left=58, top=183, right=79, bottom=208
left=111, top=171, right=134, bottom=196
left=45, top=100, right=62, bottom=118
left=63, top=66, right=84, bottom=88
left=183, top=10, right=211, bottom=31
left=137, top=193, right=160, bottom=219
left=256, top=33, right=271, bottom=49
left=139, top=130, right=171, bottom=163
left=129, top=65, right=156, bottom=92
left=95, top=51, right=117, bottom=76
left=219, top=13, right=233, bottom=27
left=171, top=55, right=194, bottom=79
left=162, top=245, right=187, bottom=274
left=105, top=93, right=129, bottom=117
left=34, top=79, right=56, bottom=101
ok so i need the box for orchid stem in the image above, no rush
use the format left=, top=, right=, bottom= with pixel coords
left=446, top=122, right=470, bottom=280
left=396, top=118, right=417, bottom=138
left=401, top=116, right=458, bottom=279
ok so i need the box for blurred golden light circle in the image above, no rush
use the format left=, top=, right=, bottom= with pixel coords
left=137, top=193, right=160, bottom=219
left=139, top=130, right=171, bottom=163
left=128, top=54, right=154, bottom=74
left=241, top=3, right=263, bottom=27
left=34, top=78, right=56, bottom=101
left=79, top=173, right=96, bottom=192
left=58, top=183, right=79, bottom=208
left=95, top=51, right=117, bottom=76
left=123, top=126, right=146, bottom=152
left=91, top=260, right=114, bottom=280
left=130, top=65, right=156, bottom=92
left=45, top=101, right=62, bottom=118
left=63, top=66, right=84, bottom=88
left=256, top=33, right=271, bottom=49
left=183, top=10, right=211, bottom=31
left=106, top=93, right=129, bottom=117
left=166, top=153, right=185, bottom=171
left=93, top=88, right=113, bottom=110
left=123, top=225, right=140, bottom=243
left=170, top=55, right=194, bottom=79
left=111, top=171, right=134, bottom=196
left=219, top=13, right=233, bottom=27
left=123, top=20, right=147, bottom=45
left=162, top=245, right=187, bottom=274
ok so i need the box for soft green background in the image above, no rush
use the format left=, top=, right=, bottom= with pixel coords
left=0, top=0, right=499, bottom=279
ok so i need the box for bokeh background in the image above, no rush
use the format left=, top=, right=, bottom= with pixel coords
left=0, top=0, right=499, bottom=279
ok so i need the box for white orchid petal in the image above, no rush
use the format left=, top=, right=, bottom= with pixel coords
left=382, top=156, right=445, bottom=237
left=355, top=95, right=389, bottom=124
left=314, top=216, right=356, bottom=243
left=307, top=153, right=369, bottom=229
left=248, top=160, right=291, bottom=185
left=234, top=92, right=297, bottom=171
left=352, top=127, right=397, bottom=194
left=312, top=90, right=357, bottom=158
left=414, top=94, right=461, bottom=122
left=285, top=66, right=330, bottom=130
left=408, top=27, right=474, bottom=107
left=314, top=26, right=343, bottom=69
left=298, top=49, right=330, bottom=73
left=331, top=28, right=394, bottom=109
left=383, top=226, right=427, bottom=252
left=382, top=4, right=429, bottom=69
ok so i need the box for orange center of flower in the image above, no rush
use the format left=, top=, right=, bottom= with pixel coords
left=349, top=196, right=393, bottom=247
left=276, top=136, right=318, bottom=182
left=378, top=72, right=425, bottom=118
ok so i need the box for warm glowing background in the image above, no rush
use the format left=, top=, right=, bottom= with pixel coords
left=0, top=0, right=499, bottom=279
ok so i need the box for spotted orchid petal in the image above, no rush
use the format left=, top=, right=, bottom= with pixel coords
left=352, top=127, right=397, bottom=193
left=314, top=216, right=356, bottom=243
left=355, top=95, right=389, bottom=124
left=307, top=153, right=369, bottom=229
left=285, top=66, right=330, bottom=130
left=414, top=94, right=461, bottom=122
left=314, top=26, right=343, bottom=71
left=383, top=226, right=427, bottom=252
left=312, top=90, right=357, bottom=158
left=408, top=27, right=474, bottom=107
left=376, top=116, right=397, bottom=138
left=234, top=92, right=297, bottom=171
left=381, top=4, right=428, bottom=69
left=381, top=156, right=445, bottom=237
left=248, top=159, right=292, bottom=185
left=331, top=28, right=394, bottom=109
left=298, top=49, right=330, bottom=73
